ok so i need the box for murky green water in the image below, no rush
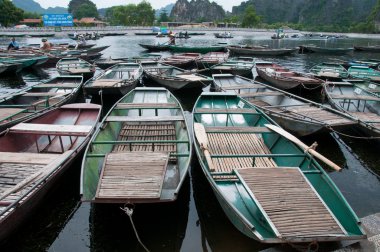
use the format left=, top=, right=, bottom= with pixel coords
left=1, top=31, right=380, bottom=251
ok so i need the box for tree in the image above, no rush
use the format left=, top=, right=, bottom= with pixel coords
left=241, top=5, right=260, bottom=28
left=68, top=0, right=98, bottom=19
left=158, top=10, right=171, bottom=23
left=105, top=1, right=154, bottom=26
left=0, top=0, right=24, bottom=27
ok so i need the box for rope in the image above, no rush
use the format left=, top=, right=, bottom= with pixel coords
left=327, top=125, right=380, bottom=139
left=121, top=204, right=150, bottom=252
left=304, top=142, right=318, bottom=154
left=287, top=241, right=319, bottom=252
left=300, top=81, right=324, bottom=90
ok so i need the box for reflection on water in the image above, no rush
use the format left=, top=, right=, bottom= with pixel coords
left=1, top=31, right=380, bottom=251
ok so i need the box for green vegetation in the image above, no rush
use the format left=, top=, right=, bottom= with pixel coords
left=0, top=0, right=24, bottom=27
left=241, top=5, right=260, bottom=28
left=23, top=12, right=41, bottom=19
left=157, top=10, right=171, bottom=23
left=105, top=1, right=154, bottom=26
left=68, top=0, right=99, bottom=19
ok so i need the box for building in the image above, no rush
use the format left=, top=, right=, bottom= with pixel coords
left=20, top=18, right=42, bottom=27
left=75, top=18, right=107, bottom=27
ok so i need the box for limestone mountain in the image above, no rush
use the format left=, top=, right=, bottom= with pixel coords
left=12, top=0, right=67, bottom=14
left=170, top=0, right=225, bottom=22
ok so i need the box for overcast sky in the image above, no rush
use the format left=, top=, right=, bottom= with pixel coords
left=34, top=0, right=243, bottom=12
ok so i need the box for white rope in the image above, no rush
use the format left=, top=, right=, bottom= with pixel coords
left=121, top=205, right=150, bottom=252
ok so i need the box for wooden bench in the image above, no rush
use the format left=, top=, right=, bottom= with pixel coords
left=115, top=103, right=179, bottom=109
left=194, top=108, right=258, bottom=114
left=22, top=92, right=60, bottom=97
left=0, top=152, right=61, bottom=165
left=330, top=94, right=380, bottom=102
left=0, top=108, right=27, bottom=121
left=10, top=123, right=92, bottom=136
left=105, top=115, right=184, bottom=122
left=33, top=83, right=79, bottom=88
left=222, top=84, right=264, bottom=90
left=205, top=126, right=272, bottom=133
left=240, top=92, right=283, bottom=98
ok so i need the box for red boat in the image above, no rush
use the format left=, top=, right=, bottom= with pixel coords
left=161, top=53, right=201, bottom=68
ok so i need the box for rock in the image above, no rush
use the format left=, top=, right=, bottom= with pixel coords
left=170, top=0, right=225, bottom=22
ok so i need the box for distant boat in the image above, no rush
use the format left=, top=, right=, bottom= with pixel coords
left=354, top=45, right=380, bottom=52
left=168, top=45, right=225, bottom=54
left=348, top=66, right=380, bottom=82
left=195, top=52, right=229, bottom=69
left=135, top=32, right=159, bottom=36
left=95, top=54, right=161, bottom=70
left=81, top=87, right=191, bottom=204
left=214, top=33, right=233, bottom=38
left=161, top=53, right=201, bottom=68
left=227, top=45, right=298, bottom=56
left=309, top=62, right=349, bottom=80
left=0, top=103, right=101, bottom=241
left=300, top=45, right=353, bottom=54
left=139, top=43, right=170, bottom=51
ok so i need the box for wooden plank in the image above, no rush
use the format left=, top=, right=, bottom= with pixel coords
left=10, top=123, right=92, bottom=136
left=240, top=92, right=283, bottom=97
left=176, top=74, right=207, bottom=81
left=95, top=152, right=169, bottom=200
left=92, top=79, right=121, bottom=87
left=222, top=84, right=264, bottom=90
left=205, top=126, right=271, bottom=133
left=330, top=94, right=380, bottom=101
left=105, top=115, right=184, bottom=122
left=0, top=152, right=60, bottom=164
left=0, top=108, right=27, bottom=120
left=116, top=103, right=179, bottom=109
left=22, top=92, right=59, bottom=97
left=195, top=108, right=257, bottom=114
left=34, top=83, right=79, bottom=88
left=236, top=167, right=345, bottom=238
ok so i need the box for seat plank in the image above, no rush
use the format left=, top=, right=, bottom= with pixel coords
left=205, top=126, right=271, bottom=133
left=195, top=108, right=257, bottom=114
left=330, top=94, right=380, bottom=101
left=10, top=123, right=92, bottom=136
left=22, top=92, right=59, bottom=97
left=0, top=152, right=61, bottom=164
left=240, top=92, right=283, bottom=97
left=116, top=103, right=179, bottom=109
left=105, top=115, right=184, bottom=122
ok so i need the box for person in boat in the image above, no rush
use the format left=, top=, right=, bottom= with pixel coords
left=7, top=37, right=19, bottom=50
left=168, top=33, right=176, bottom=45
left=75, top=35, right=87, bottom=49
left=41, top=38, right=52, bottom=51
left=185, top=31, right=188, bottom=37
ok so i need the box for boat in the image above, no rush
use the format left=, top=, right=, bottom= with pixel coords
left=324, top=82, right=380, bottom=137
left=95, top=54, right=161, bottom=70
left=44, top=52, right=102, bottom=66
left=309, top=62, right=349, bottom=80
left=28, top=33, right=55, bottom=37
left=195, top=52, right=229, bottom=69
left=0, top=62, right=22, bottom=75
left=161, top=53, right=200, bottom=68
left=83, top=63, right=142, bottom=96
left=214, top=33, right=233, bottom=38
left=139, top=43, right=170, bottom=51
left=192, top=91, right=366, bottom=243
left=135, top=32, right=159, bottom=36
left=143, top=62, right=212, bottom=90
left=342, top=79, right=380, bottom=97
left=0, top=103, right=101, bottom=241
left=353, top=45, right=380, bottom=52
left=300, top=45, right=353, bottom=54
left=187, top=32, right=206, bottom=36
left=56, top=58, right=96, bottom=81
left=256, top=62, right=324, bottom=90
left=347, top=66, right=380, bottom=82
left=0, top=56, right=39, bottom=69
left=81, top=87, right=191, bottom=204
left=0, top=75, right=83, bottom=130
left=168, top=45, right=225, bottom=54
left=212, top=74, right=357, bottom=136
left=227, top=45, right=298, bottom=56
left=198, top=58, right=255, bottom=78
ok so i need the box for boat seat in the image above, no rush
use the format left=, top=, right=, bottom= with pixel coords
left=10, top=123, right=92, bottom=136
left=91, top=79, right=122, bottom=87
left=34, top=83, right=79, bottom=88
left=115, top=103, right=179, bottom=109
left=95, top=152, right=169, bottom=202
left=222, top=84, right=264, bottom=90
left=236, top=167, right=346, bottom=239
left=176, top=74, right=208, bottom=81
left=0, top=152, right=61, bottom=165
left=22, top=92, right=60, bottom=97
left=194, top=108, right=259, bottom=114
left=205, top=126, right=272, bottom=133
left=330, top=94, right=380, bottom=101
left=105, top=115, right=184, bottom=122
left=0, top=108, right=27, bottom=121
left=67, top=68, right=92, bottom=74
left=240, top=92, right=283, bottom=97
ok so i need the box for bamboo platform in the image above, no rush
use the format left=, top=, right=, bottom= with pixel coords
left=236, top=167, right=346, bottom=239
left=95, top=152, right=169, bottom=200
left=207, top=132, right=277, bottom=174
left=350, top=111, right=380, bottom=127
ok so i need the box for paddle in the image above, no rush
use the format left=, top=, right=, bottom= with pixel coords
left=265, top=124, right=341, bottom=172
left=193, top=123, right=216, bottom=172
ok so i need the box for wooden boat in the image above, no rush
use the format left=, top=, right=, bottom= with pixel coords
left=0, top=103, right=101, bottom=241
left=0, top=62, right=22, bottom=75
left=0, top=75, right=83, bottom=132
left=300, top=45, right=354, bottom=54
left=28, top=33, right=55, bottom=37
left=161, top=53, right=201, bottom=68
left=83, top=63, right=142, bottom=96
left=192, top=91, right=365, bottom=243
left=354, top=45, right=380, bottom=52
left=212, top=74, right=357, bottom=136
left=56, top=58, right=96, bottom=80
left=256, top=62, right=324, bottom=90
left=324, top=82, right=380, bottom=137
left=195, top=52, right=229, bottom=69
left=227, top=45, right=298, bottom=56
left=198, top=58, right=255, bottom=78
left=0, top=57, right=37, bottom=69
left=347, top=66, right=380, bottom=82
left=309, top=62, right=349, bottom=80
left=214, top=33, right=233, bottom=38
left=342, top=79, right=380, bottom=97
left=81, top=87, right=191, bottom=204
left=143, top=62, right=212, bottom=90
left=95, top=54, right=161, bottom=70
left=139, top=43, right=170, bottom=51
left=44, top=52, right=102, bottom=66
left=135, top=32, right=159, bottom=36
left=187, top=32, right=206, bottom=36
left=168, top=45, right=225, bottom=54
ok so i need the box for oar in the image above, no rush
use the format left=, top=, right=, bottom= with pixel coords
left=265, top=124, right=341, bottom=171
left=193, top=123, right=216, bottom=172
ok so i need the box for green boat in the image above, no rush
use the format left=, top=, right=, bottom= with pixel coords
left=168, top=45, right=225, bottom=54
left=81, top=87, right=192, bottom=204
left=309, top=62, right=348, bottom=80
left=0, top=56, right=40, bottom=69
left=344, top=79, right=380, bottom=97
left=192, top=92, right=365, bottom=243
left=348, top=66, right=380, bottom=82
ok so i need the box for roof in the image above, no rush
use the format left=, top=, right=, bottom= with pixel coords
left=77, top=17, right=107, bottom=24
left=20, top=19, right=42, bottom=24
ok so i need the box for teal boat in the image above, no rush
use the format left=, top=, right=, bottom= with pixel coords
left=309, top=62, right=348, bottom=79
left=81, top=87, right=191, bottom=204
left=348, top=66, right=380, bottom=82
left=0, top=57, right=37, bottom=69
left=169, top=45, right=225, bottom=54
left=192, top=92, right=365, bottom=243
left=344, top=79, right=380, bottom=97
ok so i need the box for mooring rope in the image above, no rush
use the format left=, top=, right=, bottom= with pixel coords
left=120, top=204, right=150, bottom=252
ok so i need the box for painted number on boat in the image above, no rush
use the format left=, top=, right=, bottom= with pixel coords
left=369, top=84, right=377, bottom=89
left=354, top=88, right=362, bottom=95
left=238, top=101, right=245, bottom=108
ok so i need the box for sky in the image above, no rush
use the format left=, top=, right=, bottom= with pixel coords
left=34, top=0, right=243, bottom=12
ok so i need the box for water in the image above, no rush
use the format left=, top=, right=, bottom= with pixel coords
left=1, top=31, right=380, bottom=251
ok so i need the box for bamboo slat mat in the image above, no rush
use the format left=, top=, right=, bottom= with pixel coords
left=350, top=111, right=380, bottom=127
left=207, top=132, right=277, bottom=174
left=237, top=168, right=345, bottom=238
left=95, top=152, right=168, bottom=200
left=113, top=123, right=177, bottom=152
